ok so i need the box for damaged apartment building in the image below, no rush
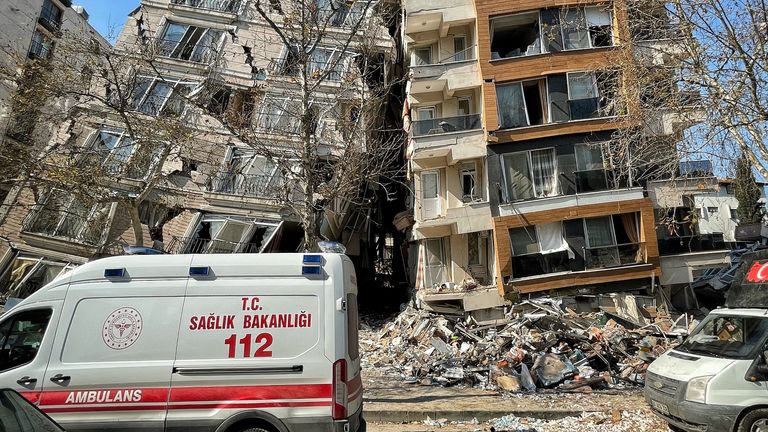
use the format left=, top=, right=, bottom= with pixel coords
left=402, top=0, right=690, bottom=310
left=0, top=0, right=401, bottom=300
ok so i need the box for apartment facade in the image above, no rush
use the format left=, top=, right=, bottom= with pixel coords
left=480, top=0, right=668, bottom=297
left=0, top=0, right=397, bottom=298
left=403, top=0, right=497, bottom=291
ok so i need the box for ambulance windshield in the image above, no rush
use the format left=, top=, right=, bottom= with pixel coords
left=678, top=314, right=768, bottom=360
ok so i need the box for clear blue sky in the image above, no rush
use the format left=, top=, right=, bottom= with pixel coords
left=74, top=0, right=140, bottom=42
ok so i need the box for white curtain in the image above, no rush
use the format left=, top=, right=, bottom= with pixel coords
left=531, top=148, right=556, bottom=196
left=536, top=222, right=569, bottom=254
left=496, top=83, right=527, bottom=128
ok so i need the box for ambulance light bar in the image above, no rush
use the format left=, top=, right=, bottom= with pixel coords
left=303, top=255, right=323, bottom=265
left=104, top=268, right=125, bottom=278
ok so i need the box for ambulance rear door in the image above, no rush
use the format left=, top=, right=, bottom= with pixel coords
left=167, top=254, right=328, bottom=431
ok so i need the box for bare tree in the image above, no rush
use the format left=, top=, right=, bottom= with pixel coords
left=185, top=0, right=405, bottom=251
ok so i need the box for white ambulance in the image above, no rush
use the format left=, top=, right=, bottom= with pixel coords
left=0, top=253, right=364, bottom=432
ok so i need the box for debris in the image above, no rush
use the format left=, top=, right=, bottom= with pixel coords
left=361, top=296, right=682, bottom=393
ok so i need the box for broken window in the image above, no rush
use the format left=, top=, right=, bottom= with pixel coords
left=502, top=148, right=557, bottom=200
left=314, top=0, right=367, bottom=27
left=158, top=21, right=224, bottom=63
left=509, top=227, right=539, bottom=256
left=568, top=72, right=600, bottom=120
left=25, top=190, right=111, bottom=245
left=83, top=130, right=135, bottom=176
left=130, top=76, right=198, bottom=116
left=213, top=148, right=285, bottom=198
left=184, top=215, right=282, bottom=254
left=39, top=0, right=63, bottom=31
left=461, top=162, right=479, bottom=203
left=207, top=87, right=231, bottom=115
left=496, top=79, right=547, bottom=128
left=0, top=253, right=76, bottom=299
left=490, top=12, right=541, bottom=59
left=491, top=7, right=613, bottom=59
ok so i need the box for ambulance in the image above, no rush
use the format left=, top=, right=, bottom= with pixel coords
left=0, top=253, right=364, bottom=432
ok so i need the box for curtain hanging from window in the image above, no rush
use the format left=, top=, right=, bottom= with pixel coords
left=586, top=216, right=615, bottom=247
left=536, top=221, right=571, bottom=257
left=531, top=148, right=556, bottom=197
left=496, top=84, right=527, bottom=128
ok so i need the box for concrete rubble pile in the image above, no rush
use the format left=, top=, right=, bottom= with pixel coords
left=361, top=298, right=689, bottom=393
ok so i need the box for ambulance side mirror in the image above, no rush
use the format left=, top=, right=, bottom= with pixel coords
left=0, top=388, right=65, bottom=431
left=746, top=351, right=768, bottom=382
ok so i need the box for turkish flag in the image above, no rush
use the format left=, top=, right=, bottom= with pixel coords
left=746, top=260, right=768, bottom=283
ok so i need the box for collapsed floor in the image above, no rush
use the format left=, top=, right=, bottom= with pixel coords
left=361, top=296, right=693, bottom=393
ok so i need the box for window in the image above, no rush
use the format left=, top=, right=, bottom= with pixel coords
left=185, top=215, right=282, bottom=254
left=346, top=293, right=359, bottom=360
left=157, top=22, right=224, bottom=63
left=453, top=36, right=467, bottom=61
left=509, top=227, right=539, bottom=255
left=130, top=76, right=198, bottom=116
left=585, top=216, right=616, bottom=248
left=0, top=255, right=74, bottom=299
left=424, top=238, right=447, bottom=286
left=25, top=190, right=110, bottom=245
left=489, top=7, right=613, bottom=60
left=708, top=207, right=719, bottom=214
left=170, top=0, right=240, bottom=13
left=496, top=83, right=528, bottom=129
left=314, top=0, right=368, bottom=27
left=420, top=171, right=440, bottom=219
left=213, top=148, right=285, bottom=197
left=461, top=162, right=479, bottom=202
left=502, top=148, right=557, bottom=200
left=457, top=98, right=471, bottom=116
left=279, top=46, right=352, bottom=81
left=468, top=232, right=482, bottom=266
left=83, top=130, right=135, bottom=176
left=0, top=309, right=52, bottom=372
left=567, top=72, right=599, bottom=120
left=490, top=12, right=541, bottom=59
left=39, top=0, right=63, bottom=31
left=28, top=30, right=53, bottom=60
left=586, top=6, right=613, bottom=47
left=256, top=96, right=313, bottom=134
left=414, top=47, right=433, bottom=66
left=730, top=208, right=738, bottom=220
left=574, top=143, right=609, bottom=192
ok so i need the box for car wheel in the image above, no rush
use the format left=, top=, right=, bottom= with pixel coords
left=738, top=408, right=768, bottom=432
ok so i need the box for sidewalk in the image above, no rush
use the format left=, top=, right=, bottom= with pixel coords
left=362, top=370, right=652, bottom=423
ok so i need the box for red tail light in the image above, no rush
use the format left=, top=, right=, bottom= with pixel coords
left=332, top=359, right=348, bottom=420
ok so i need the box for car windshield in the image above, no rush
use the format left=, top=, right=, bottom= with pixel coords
left=678, top=314, right=768, bottom=360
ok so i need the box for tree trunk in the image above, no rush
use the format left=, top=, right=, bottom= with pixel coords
left=128, top=202, right=144, bottom=247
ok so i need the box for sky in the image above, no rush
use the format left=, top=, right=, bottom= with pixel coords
left=75, top=0, right=140, bottom=42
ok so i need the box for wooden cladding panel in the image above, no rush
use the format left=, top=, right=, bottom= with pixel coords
left=512, top=265, right=660, bottom=294
left=491, top=118, right=626, bottom=143
left=491, top=198, right=660, bottom=295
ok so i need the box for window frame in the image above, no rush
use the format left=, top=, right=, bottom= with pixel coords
left=159, top=21, right=225, bottom=63
left=187, top=214, right=283, bottom=254
left=131, top=76, right=199, bottom=117
left=502, top=147, right=558, bottom=201
left=467, top=232, right=483, bottom=266
left=453, top=35, right=468, bottom=62
left=413, top=46, right=433, bottom=66
left=26, top=190, right=111, bottom=245
left=460, top=161, right=479, bottom=202
left=583, top=215, right=618, bottom=248
left=0, top=308, right=53, bottom=372
left=424, top=237, right=447, bottom=286
left=508, top=226, right=540, bottom=256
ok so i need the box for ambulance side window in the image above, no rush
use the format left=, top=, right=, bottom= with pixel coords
left=347, top=294, right=359, bottom=361
left=0, top=309, right=52, bottom=372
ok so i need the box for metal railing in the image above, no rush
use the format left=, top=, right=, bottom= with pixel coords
left=165, top=236, right=262, bottom=254
left=510, top=242, right=646, bottom=279
left=208, top=174, right=282, bottom=199
left=270, top=58, right=344, bottom=81
left=170, top=0, right=240, bottom=13
left=155, top=38, right=220, bottom=63
left=584, top=242, right=645, bottom=270
left=412, top=114, right=481, bottom=137
left=23, top=214, right=103, bottom=246
left=413, top=45, right=477, bottom=66
left=658, top=233, right=726, bottom=255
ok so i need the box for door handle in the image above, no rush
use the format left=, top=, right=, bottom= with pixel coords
left=49, top=374, right=70, bottom=384
left=16, top=376, right=37, bottom=386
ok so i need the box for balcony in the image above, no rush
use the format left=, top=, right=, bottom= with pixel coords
left=165, top=236, right=262, bottom=254
left=170, top=0, right=240, bottom=13
left=409, top=59, right=481, bottom=96
left=404, top=0, right=476, bottom=36
left=208, top=174, right=282, bottom=199
left=658, top=233, right=727, bottom=256
left=412, top=114, right=480, bottom=137
left=510, top=242, right=646, bottom=279
left=412, top=201, right=492, bottom=239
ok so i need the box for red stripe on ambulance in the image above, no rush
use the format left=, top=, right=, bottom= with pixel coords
left=169, top=384, right=331, bottom=402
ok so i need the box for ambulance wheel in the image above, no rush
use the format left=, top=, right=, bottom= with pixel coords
left=234, top=427, right=271, bottom=432
left=737, top=408, right=768, bottom=432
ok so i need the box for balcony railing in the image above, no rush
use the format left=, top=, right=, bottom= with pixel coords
left=170, top=0, right=240, bottom=13
left=155, top=38, right=220, bottom=63
left=413, top=46, right=477, bottom=66
left=510, top=242, right=646, bottom=279
left=658, top=233, right=727, bottom=255
left=585, top=242, right=645, bottom=270
left=209, top=173, right=282, bottom=199
left=23, top=215, right=103, bottom=246
left=412, top=114, right=481, bottom=137
left=165, top=236, right=262, bottom=254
